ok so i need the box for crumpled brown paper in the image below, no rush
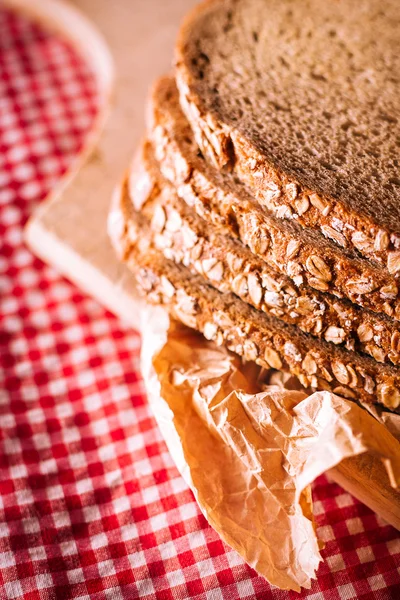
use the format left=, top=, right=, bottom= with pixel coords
left=139, top=306, right=400, bottom=592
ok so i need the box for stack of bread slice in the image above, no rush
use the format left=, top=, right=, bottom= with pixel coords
left=109, top=0, right=400, bottom=411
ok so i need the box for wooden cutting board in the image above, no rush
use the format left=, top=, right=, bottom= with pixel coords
left=6, top=0, right=399, bottom=530
left=10, top=0, right=198, bottom=331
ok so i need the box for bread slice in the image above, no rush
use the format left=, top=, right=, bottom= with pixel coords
left=131, top=140, right=400, bottom=367
left=175, top=0, right=400, bottom=272
left=109, top=174, right=400, bottom=411
left=146, top=76, right=400, bottom=322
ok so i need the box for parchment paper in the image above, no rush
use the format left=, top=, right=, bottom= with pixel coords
left=138, top=307, right=400, bottom=591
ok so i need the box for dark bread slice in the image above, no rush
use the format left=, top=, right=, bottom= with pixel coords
left=131, top=140, right=400, bottom=367
left=146, top=76, right=400, bottom=322
left=109, top=172, right=400, bottom=411
left=175, top=0, right=400, bottom=271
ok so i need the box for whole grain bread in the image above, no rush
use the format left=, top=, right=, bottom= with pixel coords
left=175, top=0, right=400, bottom=271
left=130, top=140, right=400, bottom=367
left=146, top=76, right=400, bottom=322
left=109, top=175, right=400, bottom=411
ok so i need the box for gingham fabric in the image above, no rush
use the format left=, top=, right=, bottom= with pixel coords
left=0, top=6, right=399, bottom=600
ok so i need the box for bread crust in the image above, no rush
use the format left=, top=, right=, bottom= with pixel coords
left=146, top=76, right=400, bottom=323
left=110, top=173, right=400, bottom=411
left=132, top=139, right=400, bottom=368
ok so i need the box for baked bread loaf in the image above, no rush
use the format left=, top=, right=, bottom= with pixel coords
left=147, top=76, right=400, bottom=321
left=109, top=0, right=400, bottom=421
left=175, top=0, right=400, bottom=271
left=110, top=175, right=400, bottom=411
left=133, top=139, right=400, bottom=368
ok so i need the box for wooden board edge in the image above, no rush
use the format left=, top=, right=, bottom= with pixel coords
left=328, top=456, right=400, bottom=531
left=25, top=217, right=143, bottom=332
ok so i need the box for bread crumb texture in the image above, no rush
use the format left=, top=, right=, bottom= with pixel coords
left=176, top=0, right=400, bottom=267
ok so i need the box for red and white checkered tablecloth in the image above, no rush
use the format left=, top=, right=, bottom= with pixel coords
left=0, top=6, right=399, bottom=600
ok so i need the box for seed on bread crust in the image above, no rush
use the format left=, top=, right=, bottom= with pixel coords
left=346, top=277, right=377, bottom=295
left=308, top=277, right=330, bottom=292
left=369, top=345, right=386, bottom=363
left=203, top=322, right=218, bottom=341
left=377, top=384, right=400, bottom=409
left=333, top=386, right=356, bottom=399
left=264, top=347, right=282, bottom=369
left=331, top=361, right=350, bottom=385
left=375, top=230, right=389, bottom=252
left=313, top=319, right=324, bottom=335
left=321, top=225, right=347, bottom=248
left=285, top=182, right=298, bottom=200
left=380, top=283, right=398, bottom=299
left=247, top=272, right=263, bottom=306
left=250, top=234, right=270, bottom=255
left=294, top=195, right=310, bottom=215
left=324, top=326, right=346, bottom=344
left=232, top=274, right=248, bottom=297
left=305, top=255, right=331, bottom=282
left=346, top=365, right=359, bottom=388
left=302, top=354, right=317, bottom=375
left=351, top=231, right=374, bottom=254
left=320, top=366, right=333, bottom=382
left=391, top=331, right=400, bottom=353
left=202, top=258, right=224, bottom=282
left=286, top=240, right=301, bottom=259
left=309, top=193, right=329, bottom=213
left=364, top=375, right=375, bottom=394
left=151, top=204, right=166, bottom=232
left=264, top=291, right=282, bottom=308
left=387, top=251, right=400, bottom=275
left=208, top=261, right=224, bottom=282
left=357, top=323, right=374, bottom=342
left=160, top=275, right=175, bottom=298
left=287, top=261, right=303, bottom=278
left=191, top=241, right=203, bottom=260
left=165, top=209, right=182, bottom=232
left=295, top=297, right=314, bottom=315
left=244, top=340, right=259, bottom=360
left=263, top=182, right=281, bottom=203
left=383, top=302, right=394, bottom=317
left=283, top=342, right=302, bottom=362
left=181, top=225, right=198, bottom=248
